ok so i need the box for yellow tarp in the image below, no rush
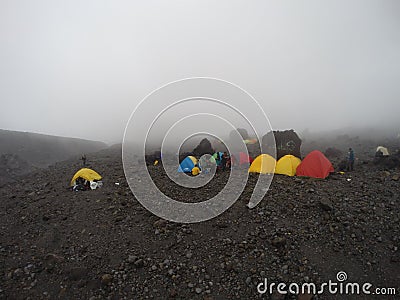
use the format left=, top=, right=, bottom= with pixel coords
left=192, top=166, right=200, bottom=176
left=248, top=154, right=276, bottom=174
left=70, top=168, right=102, bottom=186
left=188, top=156, right=198, bottom=165
left=275, top=155, right=301, bottom=176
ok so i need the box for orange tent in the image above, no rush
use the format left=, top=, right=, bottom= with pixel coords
left=296, top=150, right=334, bottom=179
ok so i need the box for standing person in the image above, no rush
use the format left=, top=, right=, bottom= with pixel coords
left=81, top=154, right=87, bottom=167
left=226, top=153, right=232, bottom=169
left=221, top=152, right=228, bottom=171
left=216, top=152, right=222, bottom=171
left=347, top=148, right=355, bottom=171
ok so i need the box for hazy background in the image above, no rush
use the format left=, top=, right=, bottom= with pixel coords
left=1, top=0, right=399, bottom=144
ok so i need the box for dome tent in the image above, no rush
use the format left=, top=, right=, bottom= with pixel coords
left=248, top=154, right=276, bottom=174
left=376, top=146, right=389, bottom=156
left=178, top=156, right=197, bottom=173
left=296, top=150, right=334, bottom=179
left=70, top=168, right=102, bottom=190
left=275, top=155, right=301, bottom=176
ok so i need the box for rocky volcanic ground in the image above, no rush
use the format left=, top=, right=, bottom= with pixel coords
left=0, top=146, right=400, bottom=300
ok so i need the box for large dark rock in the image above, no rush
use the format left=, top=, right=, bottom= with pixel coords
left=262, top=130, right=302, bottom=160
left=192, top=138, right=214, bottom=157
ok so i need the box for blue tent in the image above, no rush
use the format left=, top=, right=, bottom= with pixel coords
left=178, top=156, right=197, bottom=173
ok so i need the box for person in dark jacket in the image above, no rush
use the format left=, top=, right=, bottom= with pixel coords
left=347, top=148, right=355, bottom=171
left=81, top=154, right=87, bottom=166
left=221, top=152, right=229, bottom=171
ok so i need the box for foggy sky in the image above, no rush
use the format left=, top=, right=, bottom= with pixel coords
left=1, top=0, right=399, bottom=144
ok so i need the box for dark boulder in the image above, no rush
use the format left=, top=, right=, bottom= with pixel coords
left=262, top=130, right=302, bottom=160
left=192, top=138, right=214, bottom=157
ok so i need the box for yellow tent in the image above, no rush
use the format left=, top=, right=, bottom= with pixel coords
left=70, top=168, right=102, bottom=186
left=248, top=154, right=276, bottom=174
left=275, top=155, right=301, bottom=176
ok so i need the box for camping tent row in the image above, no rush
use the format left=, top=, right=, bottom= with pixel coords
left=178, top=150, right=334, bottom=179
left=248, top=150, right=334, bottom=179
left=248, top=154, right=301, bottom=176
left=178, top=152, right=253, bottom=174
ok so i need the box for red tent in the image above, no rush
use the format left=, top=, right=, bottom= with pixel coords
left=232, top=152, right=253, bottom=166
left=296, top=150, right=334, bottom=179
left=239, top=152, right=253, bottom=165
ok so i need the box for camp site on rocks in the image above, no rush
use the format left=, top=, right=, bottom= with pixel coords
left=1, top=129, right=400, bottom=299
left=1, top=2, right=400, bottom=298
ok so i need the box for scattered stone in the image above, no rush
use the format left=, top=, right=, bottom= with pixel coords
left=101, top=274, right=113, bottom=285
left=271, top=291, right=285, bottom=300
left=298, top=293, right=313, bottom=300
left=69, top=268, right=88, bottom=281
left=115, top=215, right=125, bottom=222
left=154, top=219, right=167, bottom=228
left=128, top=255, right=138, bottom=263
left=271, top=237, right=286, bottom=247
left=169, top=288, right=177, bottom=297
left=44, top=253, right=64, bottom=268
left=390, top=252, right=400, bottom=263
left=134, top=259, right=144, bottom=268
left=319, top=199, right=333, bottom=211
